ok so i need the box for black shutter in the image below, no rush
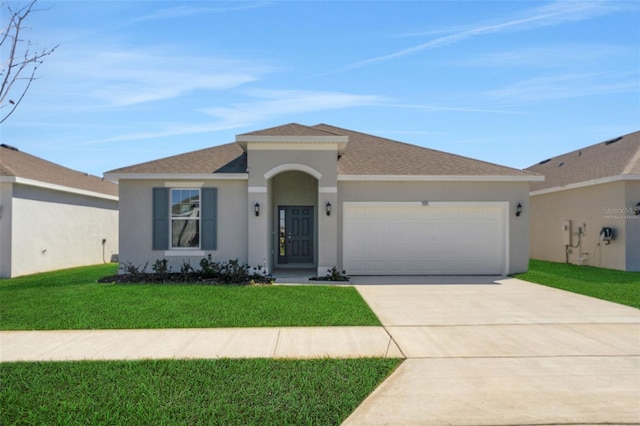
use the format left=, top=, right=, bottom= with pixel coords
left=152, top=188, right=169, bottom=250
left=201, top=188, right=217, bottom=250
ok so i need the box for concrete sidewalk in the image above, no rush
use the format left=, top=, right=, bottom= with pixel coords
left=0, top=326, right=403, bottom=362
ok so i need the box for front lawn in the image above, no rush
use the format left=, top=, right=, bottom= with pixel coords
left=0, top=264, right=380, bottom=330
left=514, top=259, right=640, bottom=309
left=1, top=358, right=401, bottom=425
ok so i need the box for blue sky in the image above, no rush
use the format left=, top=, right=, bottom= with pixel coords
left=2, top=0, right=639, bottom=177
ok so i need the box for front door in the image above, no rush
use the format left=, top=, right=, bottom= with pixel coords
left=278, top=206, right=314, bottom=264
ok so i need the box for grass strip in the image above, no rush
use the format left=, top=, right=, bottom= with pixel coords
left=1, top=358, right=401, bottom=425
left=0, top=264, right=381, bottom=330
left=514, top=259, right=640, bottom=309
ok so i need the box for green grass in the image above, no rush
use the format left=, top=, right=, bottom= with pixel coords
left=0, top=358, right=401, bottom=425
left=514, top=259, right=640, bottom=309
left=0, top=264, right=381, bottom=330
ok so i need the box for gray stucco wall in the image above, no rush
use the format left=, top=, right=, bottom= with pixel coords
left=338, top=181, right=531, bottom=274
left=246, top=148, right=338, bottom=273
left=118, top=179, right=248, bottom=272
left=530, top=181, right=628, bottom=271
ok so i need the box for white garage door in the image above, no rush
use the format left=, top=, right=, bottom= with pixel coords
left=343, top=202, right=507, bottom=275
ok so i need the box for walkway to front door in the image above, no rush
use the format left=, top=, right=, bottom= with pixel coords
left=277, top=206, right=314, bottom=265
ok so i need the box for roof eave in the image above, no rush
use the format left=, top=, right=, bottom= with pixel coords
left=337, top=174, right=544, bottom=182
left=104, top=172, right=249, bottom=182
left=0, top=176, right=118, bottom=200
left=530, top=174, right=640, bottom=196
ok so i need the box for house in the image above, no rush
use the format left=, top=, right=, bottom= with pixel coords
left=525, top=131, right=640, bottom=272
left=105, top=123, right=542, bottom=277
left=0, top=144, right=119, bottom=278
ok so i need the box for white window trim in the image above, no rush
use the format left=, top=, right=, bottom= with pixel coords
left=164, top=250, right=205, bottom=257
left=170, top=188, right=202, bottom=250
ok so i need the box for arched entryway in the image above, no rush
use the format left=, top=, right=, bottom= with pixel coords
left=270, top=170, right=318, bottom=269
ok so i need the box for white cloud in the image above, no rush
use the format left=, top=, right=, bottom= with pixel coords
left=447, top=44, right=634, bottom=68
left=201, top=89, right=385, bottom=126
left=130, top=2, right=269, bottom=23
left=83, top=89, right=385, bottom=144
left=486, top=71, right=639, bottom=102
left=342, top=1, right=627, bottom=71
left=59, top=48, right=273, bottom=107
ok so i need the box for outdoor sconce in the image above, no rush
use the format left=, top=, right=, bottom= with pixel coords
left=326, top=202, right=332, bottom=216
left=635, top=202, right=640, bottom=216
left=515, top=203, right=523, bottom=217
left=254, top=202, right=260, bottom=217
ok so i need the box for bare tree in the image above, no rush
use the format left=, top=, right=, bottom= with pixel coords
left=1, top=0, right=58, bottom=123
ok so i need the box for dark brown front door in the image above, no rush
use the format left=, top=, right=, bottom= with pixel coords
left=278, top=206, right=314, bottom=264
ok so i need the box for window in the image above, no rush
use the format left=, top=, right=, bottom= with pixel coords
left=171, top=189, right=200, bottom=248
left=153, top=187, right=217, bottom=251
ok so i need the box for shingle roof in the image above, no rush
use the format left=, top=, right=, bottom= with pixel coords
left=106, top=142, right=246, bottom=174
left=525, top=130, right=640, bottom=192
left=238, top=123, right=340, bottom=137
left=0, top=144, right=118, bottom=196
left=314, top=124, right=535, bottom=176
left=107, top=123, right=536, bottom=178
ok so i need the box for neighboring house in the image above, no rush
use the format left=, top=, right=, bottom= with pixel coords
left=105, top=123, right=542, bottom=276
left=0, top=144, right=119, bottom=278
left=525, top=131, right=640, bottom=272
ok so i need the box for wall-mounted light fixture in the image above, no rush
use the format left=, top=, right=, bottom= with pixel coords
left=635, top=202, right=640, bottom=216
left=326, top=202, right=332, bottom=216
left=516, top=203, right=523, bottom=217
left=254, top=202, right=260, bottom=217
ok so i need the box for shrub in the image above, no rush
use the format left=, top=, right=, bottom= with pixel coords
left=199, top=254, right=222, bottom=278
left=151, top=259, right=171, bottom=278
left=310, top=266, right=350, bottom=282
left=119, top=261, right=148, bottom=281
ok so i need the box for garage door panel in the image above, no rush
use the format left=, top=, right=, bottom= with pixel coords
left=343, top=204, right=506, bottom=275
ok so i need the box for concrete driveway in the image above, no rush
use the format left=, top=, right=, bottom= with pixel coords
left=344, top=276, right=640, bottom=426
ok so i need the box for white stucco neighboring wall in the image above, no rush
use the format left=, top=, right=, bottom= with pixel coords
left=529, top=181, right=636, bottom=271
left=625, top=181, right=640, bottom=271
left=0, top=182, right=14, bottom=278
left=1, top=182, right=119, bottom=278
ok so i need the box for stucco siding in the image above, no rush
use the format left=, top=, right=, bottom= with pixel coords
left=530, top=182, right=627, bottom=270
left=7, top=183, right=118, bottom=277
left=118, top=179, right=248, bottom=272
left=0, top=182, right=13, bottom=278
left=246, top=149, right=338, bottom=272
left=337, top=181, right=530, bottom=274
left=625, top=181, right=640, bottom=271
left=247, top=149, right=338, bottom=187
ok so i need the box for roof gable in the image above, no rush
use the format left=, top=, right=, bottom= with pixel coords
left=0, top=144, right=118, bottom=196
left=525, top=130, right=640, bottom=191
